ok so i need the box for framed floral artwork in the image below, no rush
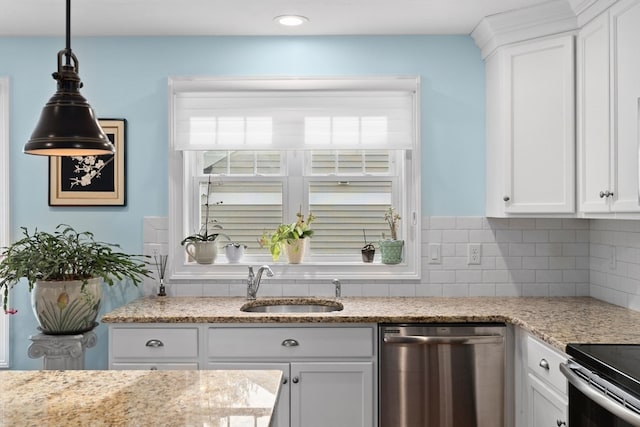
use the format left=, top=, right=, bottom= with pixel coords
left=48, top=119, right=126, bottom=206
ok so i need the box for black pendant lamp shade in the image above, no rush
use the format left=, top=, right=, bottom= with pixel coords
left=24, top=0, right=114, bottom=156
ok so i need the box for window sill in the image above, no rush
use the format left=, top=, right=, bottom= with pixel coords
left=169, top=260, right=420, bottom=281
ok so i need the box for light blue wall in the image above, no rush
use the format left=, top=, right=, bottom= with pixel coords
left=0, top=35, right=485, bottom=369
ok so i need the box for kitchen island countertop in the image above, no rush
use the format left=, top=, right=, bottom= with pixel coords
left=0, top=369, right=281, bottom=427
left=102, top=296, right=640, bottom=353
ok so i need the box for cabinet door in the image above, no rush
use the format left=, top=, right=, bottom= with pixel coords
left=610, top=0, right=640, bottom=212
left=290, top=362, right=373, bottom=427
left=578, top=12, right=612, bottom=213
left=527, top=373, right=568, bottom=427
left=208, top=362, right=290, bottom=427
left=501, top=35, right=575, bottom=214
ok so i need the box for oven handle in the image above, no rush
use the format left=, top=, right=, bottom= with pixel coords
left=383, top=335, right=503, bottom=345
left=560, top=362, right=640, bottom=426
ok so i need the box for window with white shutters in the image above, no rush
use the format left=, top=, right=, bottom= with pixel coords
left=169, top=77, right=421, bottom=280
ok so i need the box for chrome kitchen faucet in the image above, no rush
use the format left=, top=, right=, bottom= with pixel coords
left=246, top=265, right=274, bottom=300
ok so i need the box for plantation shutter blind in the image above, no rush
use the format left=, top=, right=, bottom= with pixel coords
left=174, top=89, right=415, bottom=151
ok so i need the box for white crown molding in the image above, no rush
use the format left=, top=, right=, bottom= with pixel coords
left=472, top=0, right=578, bottom=59
left=569, top=0, right=619, bottom=26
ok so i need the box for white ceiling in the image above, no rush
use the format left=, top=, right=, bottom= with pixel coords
left=0, top=0, right=556, bottom=37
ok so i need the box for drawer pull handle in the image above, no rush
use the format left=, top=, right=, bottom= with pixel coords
left=539, top=358, right=550, bottom=370
left=150, top=366, right=158, bottom=371
left=292, top=376, right=300, bottom=384
left=556, top=421, right=566, bottom=426
left=282, top=339, right=299, bottom=347
left=145, top=339, right=164, bottom=348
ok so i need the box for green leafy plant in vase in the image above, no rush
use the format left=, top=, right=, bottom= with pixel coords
left=379, top=206, right=404, bottom=265
left=0, top=224, right=152, bottom=335
left=259, top=211, right=315, bottom=263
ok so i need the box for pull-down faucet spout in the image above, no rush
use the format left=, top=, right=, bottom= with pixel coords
left=247, top=265, right=274, bottom=300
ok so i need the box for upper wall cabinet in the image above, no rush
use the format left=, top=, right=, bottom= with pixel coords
left=485, top=34, right=576, bottom=217
left=577, top=0, right=640, bottom=216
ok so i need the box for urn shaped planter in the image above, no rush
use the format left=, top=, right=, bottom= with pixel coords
left=31, top=278, right=102, bottom=335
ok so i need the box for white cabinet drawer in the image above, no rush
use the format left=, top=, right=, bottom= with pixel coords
left=111, top=327, right=199, bottom=359
left=208, top=326, right=374, bottom=359
left=111, top=362, right=199, bottom=370
left=527, top=335, right=567, bottom=394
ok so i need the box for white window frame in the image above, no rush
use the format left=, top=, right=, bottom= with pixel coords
left=0, top=77, right=10, bottom=368
left=167, top=76, right=421, bottom=281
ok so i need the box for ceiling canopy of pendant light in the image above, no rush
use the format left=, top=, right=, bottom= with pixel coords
left=24, top=0, right=114, bottom=157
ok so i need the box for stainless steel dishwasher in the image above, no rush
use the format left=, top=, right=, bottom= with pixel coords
left=379, top=323, right=506, bottom=427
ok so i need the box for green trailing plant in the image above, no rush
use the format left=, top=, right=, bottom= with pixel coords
left=0, top=224, right=152, bottom=313
left=383, top=206, right=401, bottom=240
left=259, top=211, right=316, bottom=261
left=181, top=175, right=229, bottom=245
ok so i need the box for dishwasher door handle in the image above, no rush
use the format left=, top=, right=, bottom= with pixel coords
left=383, top=335, right=503, bottom=345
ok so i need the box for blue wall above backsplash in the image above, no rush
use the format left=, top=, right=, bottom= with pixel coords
left=0, top=35, right=485, bottom=369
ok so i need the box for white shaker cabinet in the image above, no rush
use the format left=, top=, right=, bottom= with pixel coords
left=207, top=325, right=376, bottom=427
left=486, top=34, right=575, bottom=217
left=578, top=0, right=640, bottom=215
left=514, top=327, right=568, bottom=427
left=577, top=11, right=612, bottom=213
left=610, top=0, right=640, bottom=213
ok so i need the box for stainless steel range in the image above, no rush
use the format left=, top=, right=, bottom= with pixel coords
left=562, top=344, right=640, bottom=426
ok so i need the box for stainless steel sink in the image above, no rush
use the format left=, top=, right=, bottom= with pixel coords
left=240, top=298, right=343, bottom=313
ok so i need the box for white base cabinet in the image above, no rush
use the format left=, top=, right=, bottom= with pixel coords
left=109, top=323, right=376, bottom=427
left=515, top=327, right=568, bottom=427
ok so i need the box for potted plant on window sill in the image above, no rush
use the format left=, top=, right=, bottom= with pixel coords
left=379, top=206, right=404, bottom=264
left=0, top=225, right=151, bottom=335
left=181, top=176, right=229, bottom=264
left=259, top=211, right=315, bottom=264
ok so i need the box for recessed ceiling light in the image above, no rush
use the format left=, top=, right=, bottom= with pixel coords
left=274, top=15, right=309, bottom=27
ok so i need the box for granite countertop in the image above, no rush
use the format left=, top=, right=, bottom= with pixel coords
left=0, top=369, right=281, bottom=427
left=102, top=296, right=640, bottom=353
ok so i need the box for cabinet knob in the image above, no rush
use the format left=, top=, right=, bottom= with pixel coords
left=539, top=358, right=550, bottom=370
left=556, top=421, right=566, bottom=426
left=599, top=190, right=614, bottom=198
left=503, top=196, right=510, bottom=202
left=145, top=339, right=164, bottom=348
left=292, top=376, right=300, bottom=384
left=282, top=339, right=299, bottom=347
left=282, top=377, right=288, bottom=385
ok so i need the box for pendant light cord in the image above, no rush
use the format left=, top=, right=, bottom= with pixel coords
left=65, top=0, right=71, bottom=66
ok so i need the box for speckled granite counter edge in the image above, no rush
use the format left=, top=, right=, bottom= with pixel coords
left=101, top=296, right=640, bottom=353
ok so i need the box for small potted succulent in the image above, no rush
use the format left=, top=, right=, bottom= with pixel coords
left=259, top=211, right=315, bottom=263
left=0, top=224, right=151, bottom=335
left=379, top=206, right=403, bottom=264
left=181, top=176, right=229, bottom=264
left=361, top=229, right=375, bottom=263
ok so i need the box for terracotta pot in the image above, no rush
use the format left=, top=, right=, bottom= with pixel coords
left=31, top=278, right=102, bottom=335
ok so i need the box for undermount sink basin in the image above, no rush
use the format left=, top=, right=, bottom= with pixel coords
left=240, top=298, right=343, bottom=313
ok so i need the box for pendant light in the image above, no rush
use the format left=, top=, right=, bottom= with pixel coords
left=24, top=0, right=114, bottom=156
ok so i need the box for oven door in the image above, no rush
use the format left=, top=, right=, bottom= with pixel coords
left=560, top=362, right=640, bottom=427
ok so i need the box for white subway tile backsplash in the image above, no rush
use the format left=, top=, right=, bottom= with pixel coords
left=142, top=215, right=615, bottom=305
